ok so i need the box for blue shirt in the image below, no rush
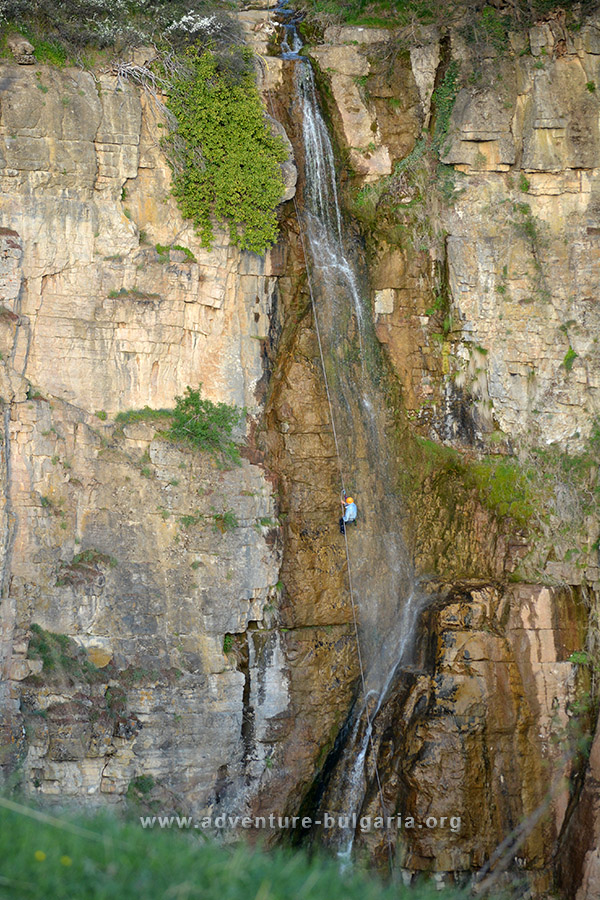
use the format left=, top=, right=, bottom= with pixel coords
left=343, top=501, right=357, bottom=523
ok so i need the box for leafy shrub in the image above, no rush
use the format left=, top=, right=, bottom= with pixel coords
left=212, top=509, right=239, bottom=532
left=519, top=172, right=530, bottom=192
left=0, top=0, right=240, bottom=56
left=162, top=10, right=241, bottom=50
left=431, top=61, right=460, bottom=158
left=171, top=244, right=196, bottom=261
left=55, top=549, right=116, bottom=588
left=179, top=513, right=199, bottom=527
left=72, top=548, right=117, bottom=568
left=569, top=650, right=591, bottom=666
left=127, top=774, right=155, bottom=797
left=165, top=48, right=287, bottom=254
left=168, top=385, right=244, bottom=463
left=27, top=624, right=100, bottom=683
left=564, top=346, right=578, bottom=372
left=114, top=406, right=172, bottom=424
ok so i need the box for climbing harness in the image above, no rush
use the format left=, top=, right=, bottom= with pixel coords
left=340, top=491, right=357, bottom=534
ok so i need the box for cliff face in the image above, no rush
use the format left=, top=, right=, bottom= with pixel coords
left=0, top=60, right=287, bottom=812
left=302, top=8, right=600, bottom=894
left=1, top=3, right=600, bottom=897
left=313, top=13, right=600, bottom=450
left=0, top=44, right=362, bottom=829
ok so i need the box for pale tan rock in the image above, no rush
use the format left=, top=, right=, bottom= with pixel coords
left=410, top=39, right=440, bottom=127
left=374, top=288, right=395, bottom=315
left=6, top=34, right=34, bottom=65
left=443, top=87, right=516, bottom=170
left=238, top=10, right=277, bottom=56
left=324, top=25, right=395, bottom=45
left=309, top=45, right=393, bottom=177
left=0, top=57, right=289, bottom=818
left=311, top=44, right=369, bottom=79
left=0, top=66, right=280, bottom=415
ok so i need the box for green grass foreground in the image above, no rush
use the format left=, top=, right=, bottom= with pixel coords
left=0, top=799, right=468, bottom=900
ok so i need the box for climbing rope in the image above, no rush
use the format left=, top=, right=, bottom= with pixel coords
left=261, top=16, right=396, bottom=871
left=291, top=194, right=396, bottom=874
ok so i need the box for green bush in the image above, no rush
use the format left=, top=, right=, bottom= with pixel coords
left=564, top=346, right=578, bottom=372
left=168, top=385, right=244, bottom=463
left=127, top=775, right=155, bottom=798
left=172, top=244, right=196, bottom=261
left=212, top=509, right=239, bottom=532
left=1, top=1, right=241, bottom=56
left=27, top=624, right=100, bottom=683
left=165, top=48, right=287, bottom=254
left=179, top=514, right=199, bottom=527
left=519, top=172, right=530, bottom=192
left=431, top=61, right=460, bottom=157
left=114, top=406, right=172, bottom=424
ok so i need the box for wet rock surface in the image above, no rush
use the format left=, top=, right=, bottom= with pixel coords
left=0, top=6, right=600, bottom=898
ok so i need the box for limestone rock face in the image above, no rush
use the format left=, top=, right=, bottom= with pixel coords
left=0, top=43, right=364, bottom=831
left=353, top=583, right=584, bottom=890
left=295, top=7, right=600, bottom=895
left=310, top=27, right=422, bottom=179
left=0, top=65, right=276, bottom=415
left=0, top=59, right=291, bottom=815
left=1, top=6, right=600, bottom=896
left=364, top=17, right=600, bottom=451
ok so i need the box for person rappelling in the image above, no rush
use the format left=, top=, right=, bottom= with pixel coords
left=339, top=491, right=357, bottom=535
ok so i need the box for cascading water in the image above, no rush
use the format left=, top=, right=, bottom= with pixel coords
left=298, top=67, right=365, bottom=355
left=275, top=4, right=431, bottom=862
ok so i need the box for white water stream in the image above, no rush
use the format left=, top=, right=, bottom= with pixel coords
left=277, top=4, right=430, bottom=861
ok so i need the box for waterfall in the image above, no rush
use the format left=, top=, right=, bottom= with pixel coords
left=299, top=63, right=366, bottom=356
left=276, top=4, right=430, bottom=862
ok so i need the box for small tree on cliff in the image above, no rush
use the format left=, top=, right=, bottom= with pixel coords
left=168, top=385, right=245, bottom=464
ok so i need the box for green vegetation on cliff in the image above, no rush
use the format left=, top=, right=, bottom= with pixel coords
left=404, top=422, right=600, bottom=583
left=348, top=59, right=461, bottom=255
left=169, top=384, right=245, bottom=462
left=298, top=0, right=592, bottom=29
left=114, top=386, right=245, bottom=463
left=0, top=0, right=242, bottom=54
left=1, top=3, right=287, bottom=255
left=27, top=624, right=101, bottom=683
left=165, top=48, right=287, bottom=253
